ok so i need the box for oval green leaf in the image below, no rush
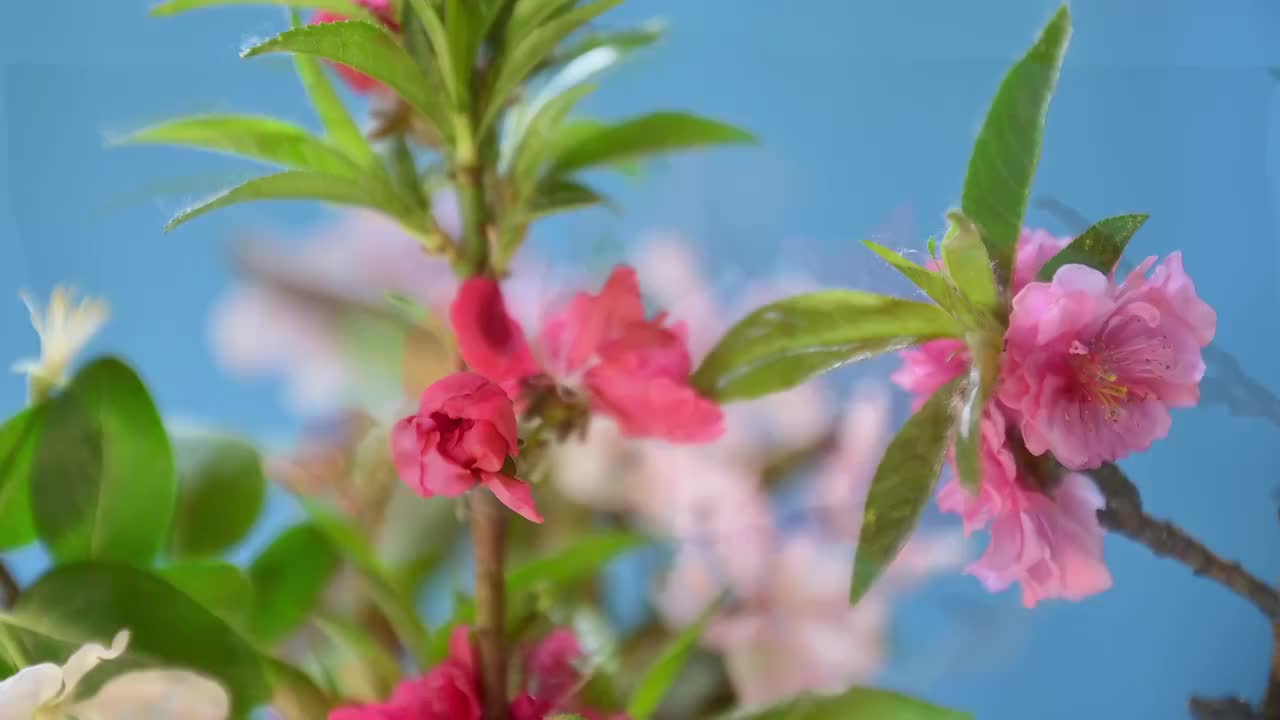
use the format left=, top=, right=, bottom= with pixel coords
left=0, top=406, right=46, bottom=549
left=718, top=686, right=972, bottom=720
left=30, top=357, right=176, bottom=566
left=248, top=522, right=342, bottom=645
left=122, top=114, right=360, bottom=176
left=1036, top=213, right=1149, bottom=281
left=170, top=433, right=267, bottom=559
left=960, top=5, right=1071, bottom=284
left=692, top=291, right=963, bottom=403
left=851, top=377, right=962, bottom=604
left=160, top=560, right=254, bottom=628
left=12, top=561, right=270, bottom=716
left=940, top=210, right=999, bottom=313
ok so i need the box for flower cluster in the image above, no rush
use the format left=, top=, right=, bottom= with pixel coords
left=894, top=228, right=1216, bottom=607
left=330, top=627, right=624, bottom=720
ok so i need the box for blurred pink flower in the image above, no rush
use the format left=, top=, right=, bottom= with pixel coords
left=390, top=372, right=542, bottom=522
left=1000, top=253, right=1216, bottom=469
left=1011, top=227, right=1073, bottom=294
left=936, top=409, right=1111, bottom=607
left=890, top=339, right=968, bottom=412
left=451, top=266, right=724, bottom=443
left=330, top=627, right=480, bottom=720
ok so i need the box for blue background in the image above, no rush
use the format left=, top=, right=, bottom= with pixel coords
left=2, top=2, right=1279, bottom=718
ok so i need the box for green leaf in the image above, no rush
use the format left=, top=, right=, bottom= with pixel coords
left=554, top=20, right=666, bottom=63
left=512, top=83, right=599, bottom=192
left=626, top=595, right=722, bottom=720
left=30, top=357, right=176, bottom=566
left=1036, top=213, right=1149, bottom=281
left=507, top=0, right=577, bottom=39
left=959, top=5, right=1071, bottom=285
left=243, top=20, right=447, bottom=129
left=149, top=0, right=382, bottom=23
left=312, top=615, right=402, bottom=700
left=525, top=177, right=611, bottom=220
left=718, top=686, right=972, bottom=720
left=12, top=561, right=270, bottom=716
left=861, top=240, right=954, bottom=310
left=305, top=504, right=434, bottom=666
left=507, top=530, right=646, bottom=597
left=121, top=114, right=360, bottom=176
left=952, top=332, right=1000, bottom=493
left=692, top=291, right=963, bottom=402
left=170, top=433, right=267, bottom=559
left=289, top=9, right=377, bottom=164
left=265, top=657, right=336, bottom=720
left=479, top=0, right=625, bottom=134
left=248, top=522, right=342, bottom=645
left=0, top=406, right=46, bottom=550
left=851, top=378, right=961, bottom=604
left=406, top=0, right=465, bottom=109
left=940, top=210, right=998, bottom=313
left=159, top=561, right=254, bottom=628
left=164, top=170, right=414, bottom=232
left=549, top=111, right=755, bottom=175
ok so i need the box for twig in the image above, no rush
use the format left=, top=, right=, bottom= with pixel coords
left=1190, top=696, right=1261, bottom=720
left=1090, top=463, right=1280, bottom=620
left=0, top=561, right=18, bottom=608
left=469, top=491, right=509, bottom=720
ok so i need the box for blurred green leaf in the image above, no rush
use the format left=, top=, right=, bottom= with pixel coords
left=507, top=0, right=577, bottom=40
left=30, top=357, right=176, bottom=566
left=862, top=241, right=954, bottom=310
left=265, top=657, right=337, bottom=720
left=692, top=291, right=962, bottom=402
left=1036, top=213, right=1149, bottom=281
left=13, top=561, right=270, bottom=716
left=526, top=177, right=610, bottom=220
left=289, top=9, right=378, bottom=164
left=248, top=522, right=342, bottom=645
left=406, top=0, right=466, bottom=110
left=851, top=378, right=961, bottom=604
left=549, top=111, right=754, bottom=175
left=952, top=332, right=999, bottom=493
left=121, top=114, right=360, bottom=176
left=480, top=0, right=624, bottom=134
left=312, top=615, right=402, bottom=700
left=940, top=210, right=998, bottom=314
left=554, top=20, right=666, bottom=63
left=170, top=434, right=267, bottom=559
left=160, top=560, right=254, bottom=628
left=512, top=83, right=599, bottom=192
left=626, top=595, right=722, bottom=720
left=164, top=170, right=417, bottom=232
left=149, top=0, right=381, bottom=23
left=960, top=5, right=1071, bottom=285
left=243, top=20, right=448, bottom=130
left=306, top=503, right=434, bottom=667
left=719, top=686, right=972, bottom=720
left=507, top=530, right=646, bottom=597
left=0, top=406, right=45, bottom=550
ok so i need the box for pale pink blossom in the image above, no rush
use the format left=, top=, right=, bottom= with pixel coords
left=999, top=253, right=1216, bottom=469
left=936, top=409, right=1112, bottom=607
left=890, top=339, right=968, bottom=412
left=1011, top=227, right=1073, bottom=294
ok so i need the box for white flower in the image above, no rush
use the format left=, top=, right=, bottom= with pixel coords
left=12, top=286, right=109, bottom=395
left=0, top=630, right=230, bottom=720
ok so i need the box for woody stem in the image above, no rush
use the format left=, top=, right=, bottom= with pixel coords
left=469, top=490, right=509, bottom=719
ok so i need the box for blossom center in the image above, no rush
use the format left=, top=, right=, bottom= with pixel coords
left=1068, top=340, right=1130, bottom=421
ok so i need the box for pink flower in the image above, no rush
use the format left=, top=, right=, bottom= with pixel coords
left=312, top=1, right=400, bottom=94
left=330, top=627, right=480, bottom=720
left=391, top=372, right=543, bottom=522
left=936, top=409, right=1112, bottom=607
left=1011, top=227, right=1073, bottom=294
left=510, top=629, right=627, bottom=720
left=890, top=338, right=968, bottom=411
left=999, top=253, right=1216, bottom=469
left=451, top=266, right=724, bottom=443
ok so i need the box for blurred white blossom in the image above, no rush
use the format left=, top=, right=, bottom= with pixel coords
left=12, top=285, right=108, bottom=400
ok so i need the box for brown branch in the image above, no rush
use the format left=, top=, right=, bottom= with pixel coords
left=469, top=491, right=509, bottom=720
left=0, top=561, right=18, bottom=608
left=1263, top=620, right=1280, bottom=719
left=1190, top=697, right=1261, bottom=720
left=1090, top=463, right=1280, bottom=620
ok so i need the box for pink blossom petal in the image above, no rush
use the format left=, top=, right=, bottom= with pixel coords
left=585, top=365, right=724, bottom=443
left=481, top=472, right=544, bottom=523
left=450, top=277, right=541, bottom=390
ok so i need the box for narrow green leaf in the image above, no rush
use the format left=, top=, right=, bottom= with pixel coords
left=479, top=0, right=625, bottom=134
left=851, top=378, right=961, bottom=604
left=265, top=657, right=336, bottom=720
left=169, top=433, right=267, bottom=559
left=0, top=406, right=45, bottom=550
left=507, top=0, right=577, bottom=40
left=248, top=523, right=342, bottom=645
left=525, top=177, right=612, bottom=219
left=1036, top=213, right=1149, bottom=281
left=513, top=83, right=599, bottom=192
left=164, top=170, right=414, bottom=232
left=121, top=114, right=360, bottom=176
left=718, top=686, right=972, bottom=720
left=549, top=111, right=755, bottom=175
left=406, top=0, right=463, bottom=108
left=159, top=561, right=254, bottom=628
left=507, top=530, right=646, bottom=597
left=960, top=5, right=1072, bottom=285
left=305, top=504, right=434, bottom=667
left=626, top=595, right=722, bottom=720
left=862, top=240, right=954, bottom=310
left=12, top=561, right=271, bottom=715
left=953, top=332, right=1000, bottom=493
left=30, top=357, right=176, bottom=566
left=692, top=291, right=963, bottom=403
left=289, top=9, right=377, bottom=164
left=444, top=0, right=481, bottom=107
left=940, top=210, right=999, bottom=313
left=243, top=20, right=446, bottom=128
left=150, top=0, right=381, bottom=23
left=554, top=20, right=666, bottom=63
